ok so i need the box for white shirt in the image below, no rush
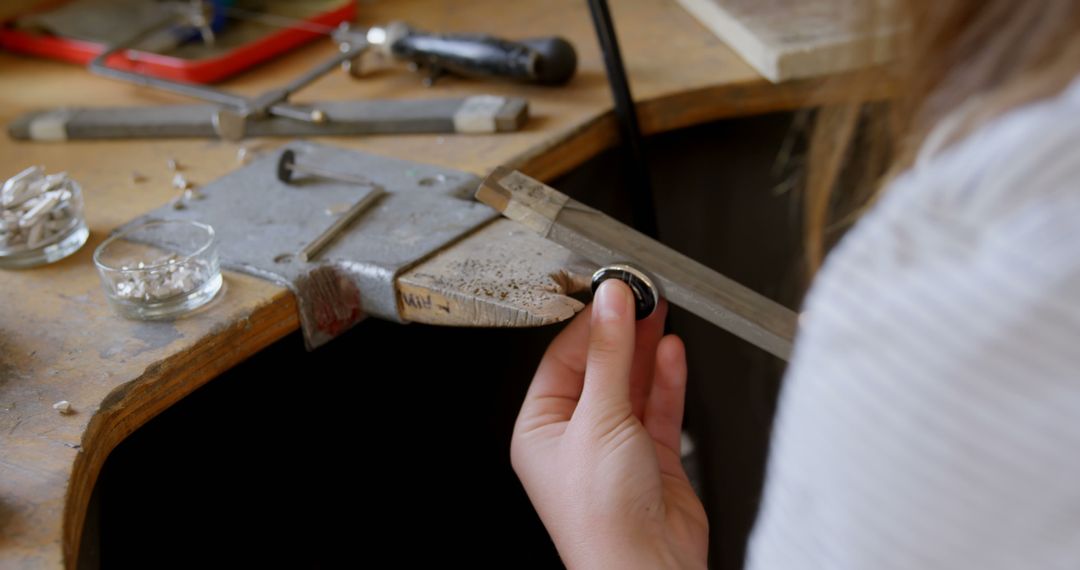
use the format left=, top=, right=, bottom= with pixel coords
left=747, top=77, right=1080, bottom=569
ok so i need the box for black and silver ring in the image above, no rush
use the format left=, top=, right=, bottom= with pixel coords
left=590, top=263, right=660, bottom=320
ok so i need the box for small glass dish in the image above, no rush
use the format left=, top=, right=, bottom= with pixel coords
left=93, top=220, right=222, bottom=320
left=0, top=170, right=90, bottom=269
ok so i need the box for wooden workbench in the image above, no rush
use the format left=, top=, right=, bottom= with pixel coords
left=0, top=0, right=864, bottom=566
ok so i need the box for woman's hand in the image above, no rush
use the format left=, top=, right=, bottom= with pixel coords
left=510, top=280, right=709, bottom=569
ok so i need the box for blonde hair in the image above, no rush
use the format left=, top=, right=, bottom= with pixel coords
left=804, top=1, right=1080, bottom=272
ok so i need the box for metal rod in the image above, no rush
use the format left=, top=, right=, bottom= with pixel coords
left=265, top=102, right=326, bottom=123
left=585, top=0, right=659, bottom=238
left=219, top=5, right=343, bottom=36
left=291, top=164, right=373, bottom=185
left=299, top=186, right=386, bottom=262
left=88, top=12, right=248, bottom=109
left=280, top=42, right=368, bottom=98
left=252, top=41, right=371, bottom=122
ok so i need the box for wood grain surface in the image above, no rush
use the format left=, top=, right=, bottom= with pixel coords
left=398, top=219, right=594, bottom=327
left=675, top=0, right=896, bottom=82
left=0, top=0, right=875, bottom=566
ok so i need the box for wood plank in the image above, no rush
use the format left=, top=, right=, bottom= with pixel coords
left=398, top=218, right=592, bottom=327
left=675, top=0, right=896, bottom=82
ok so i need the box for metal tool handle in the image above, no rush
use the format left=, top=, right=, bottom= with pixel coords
left=389, top=27, right=577, bottom=85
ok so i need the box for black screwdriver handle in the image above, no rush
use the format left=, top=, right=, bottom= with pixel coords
left=389, top=29, right=577, bottom=85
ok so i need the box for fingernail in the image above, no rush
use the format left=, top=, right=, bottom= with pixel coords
left=594, top=279, right=628, bottom=321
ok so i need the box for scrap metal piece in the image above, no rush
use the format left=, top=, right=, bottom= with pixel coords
left=1, top=169, right=82, bottom=251
left=171, top=174, right=190, bottom=190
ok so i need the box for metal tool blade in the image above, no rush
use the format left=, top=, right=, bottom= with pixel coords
left=9, top=97, right=529, bottom=141
left=475, top=167, right=798, bottom=360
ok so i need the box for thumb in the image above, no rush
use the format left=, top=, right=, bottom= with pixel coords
left=578, top=279, right=637, bottom=418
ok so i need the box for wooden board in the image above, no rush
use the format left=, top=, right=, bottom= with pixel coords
left=675, top=0, right=896, bottom=82
left=398, top=218, right=594, bottom=327
left=0, top=0, right=884, bottom=566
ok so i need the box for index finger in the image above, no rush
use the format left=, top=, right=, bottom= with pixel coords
left=516, top=306, right=593, bottom=431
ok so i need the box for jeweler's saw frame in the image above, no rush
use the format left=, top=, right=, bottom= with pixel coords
left=8, top=2, right=541, bottom=141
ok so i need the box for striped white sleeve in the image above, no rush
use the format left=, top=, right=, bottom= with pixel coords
left=747, top=81, right=1080, bottom=570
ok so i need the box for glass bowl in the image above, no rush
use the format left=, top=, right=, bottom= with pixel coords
left=93, top=220, right=222, bottom=320
left=0, top=168, right=90, bottom=269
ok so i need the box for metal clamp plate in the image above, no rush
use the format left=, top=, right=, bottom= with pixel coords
left=120, top=141, right=498, bottom=348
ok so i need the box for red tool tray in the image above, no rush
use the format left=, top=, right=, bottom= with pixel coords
left=0, top=1, right=356, bottom=84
